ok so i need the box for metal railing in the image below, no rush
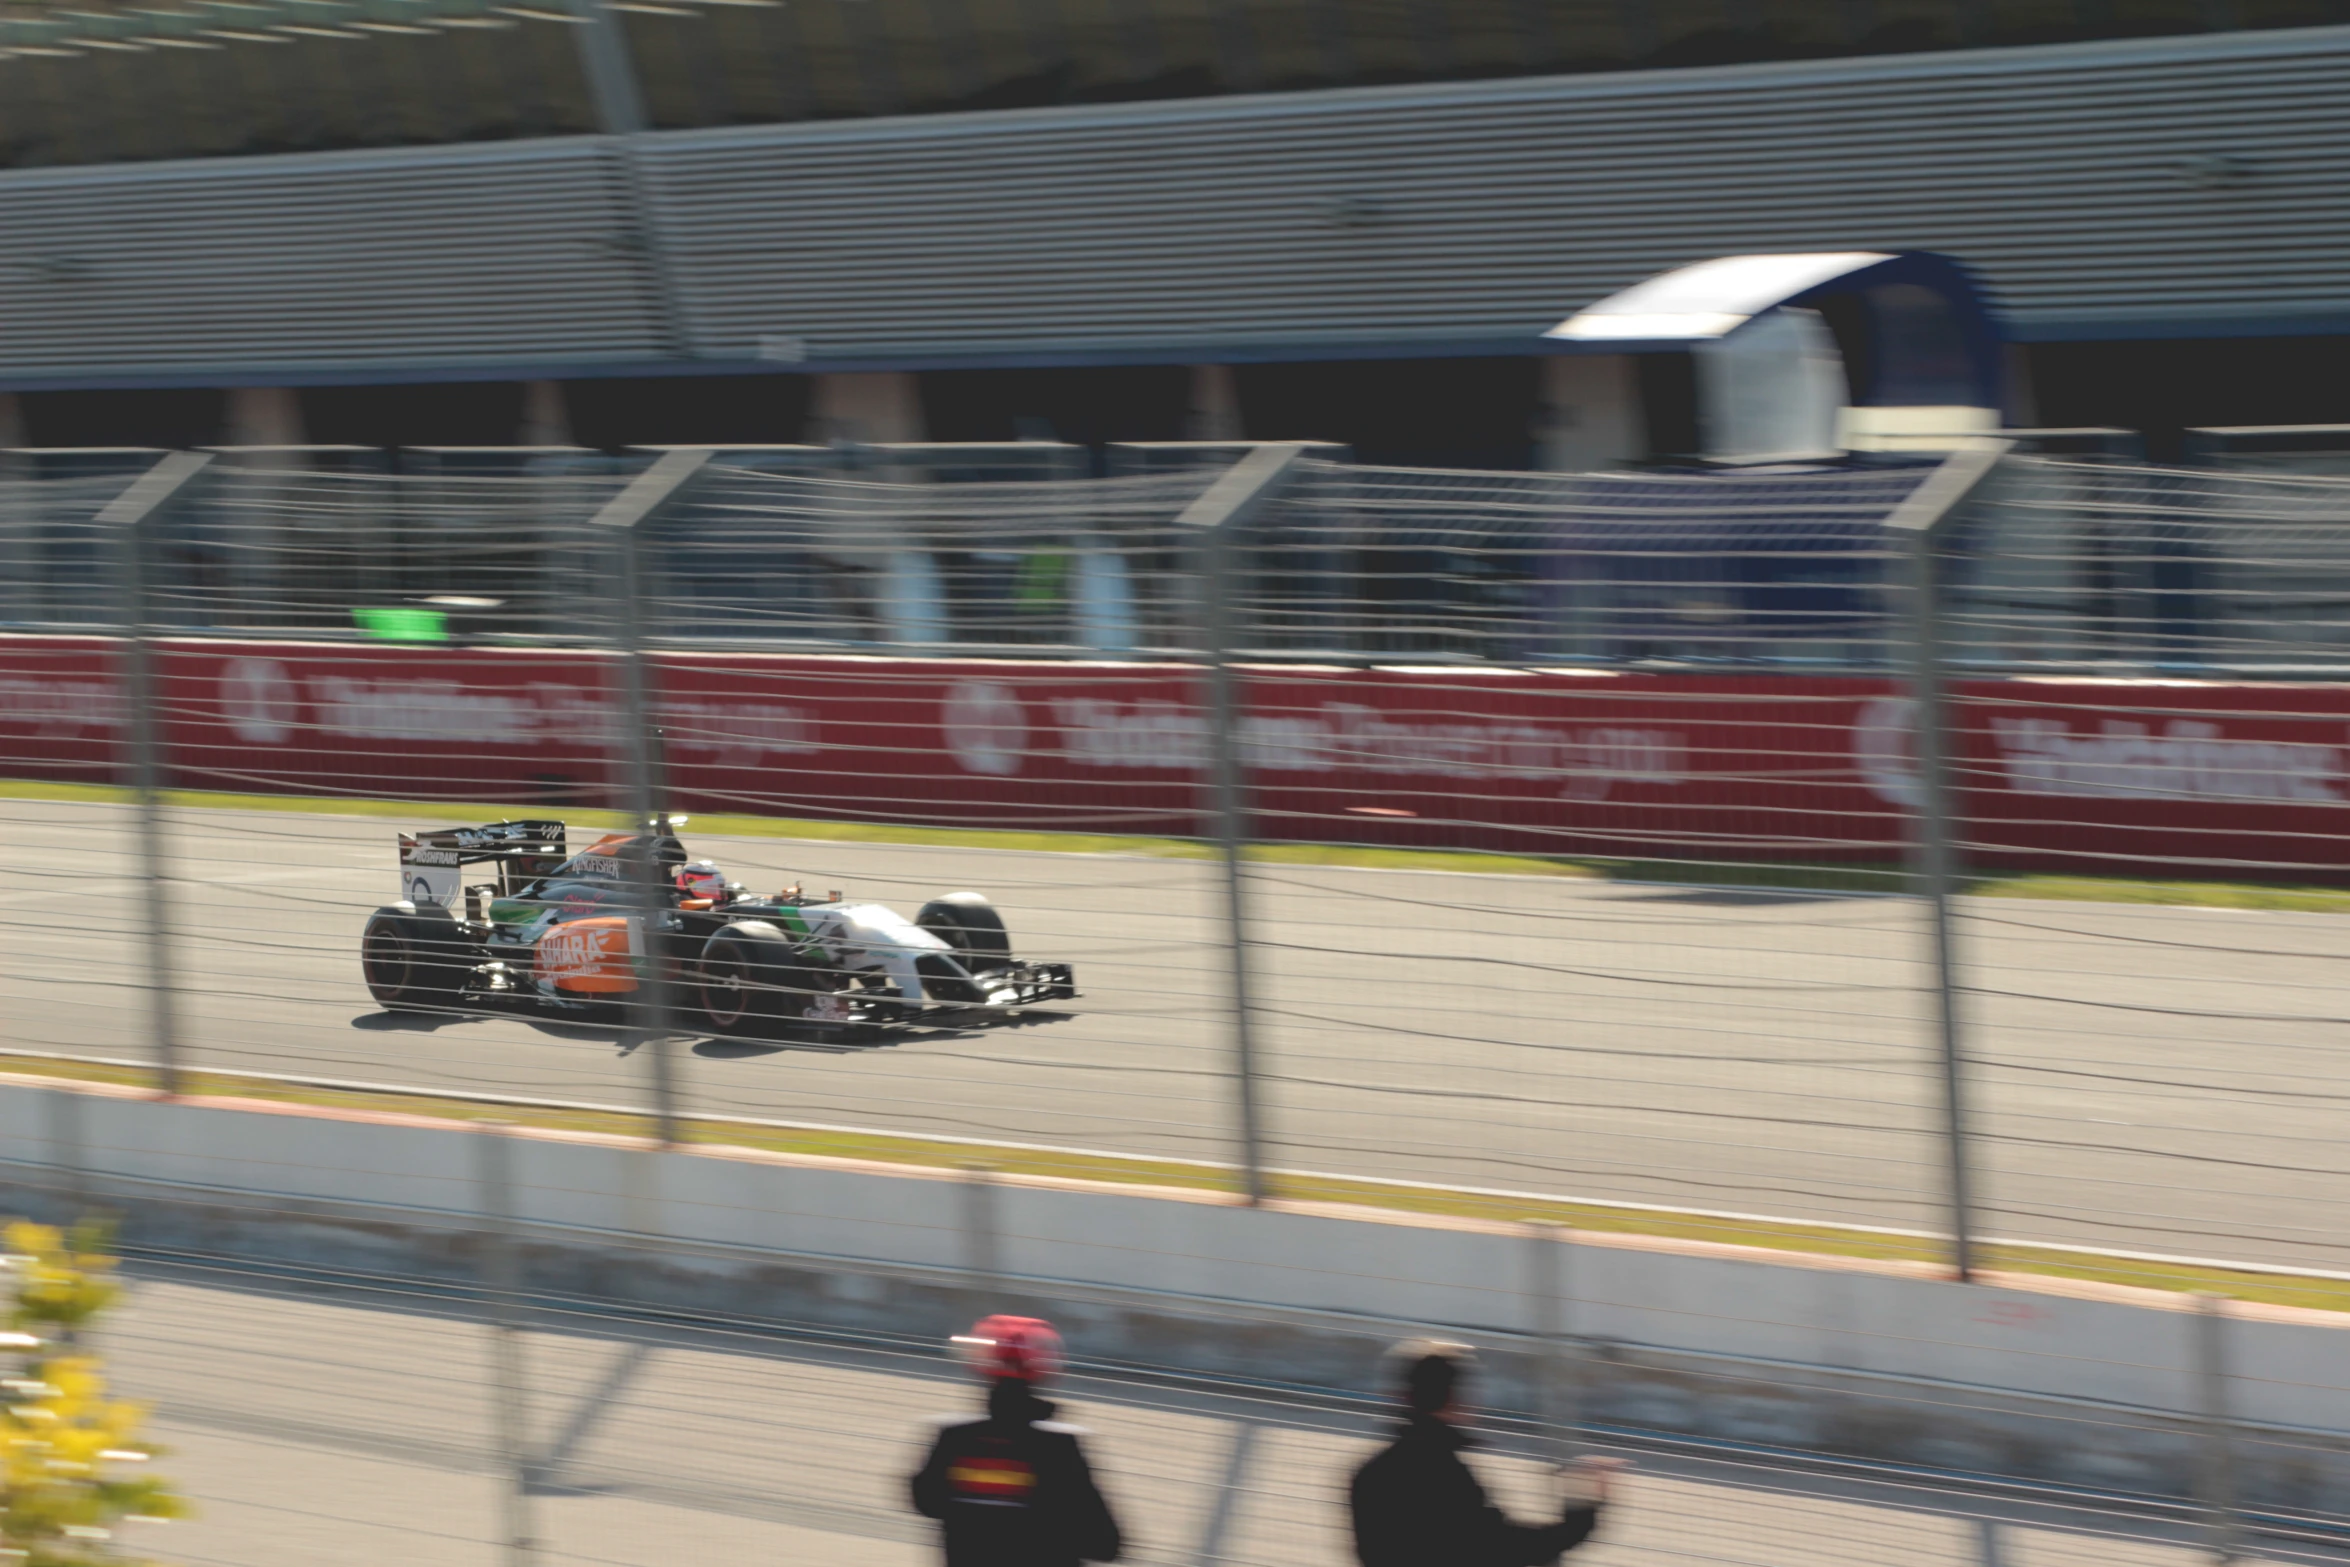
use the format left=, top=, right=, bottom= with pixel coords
left=16, top=446, right=2350, bottom=673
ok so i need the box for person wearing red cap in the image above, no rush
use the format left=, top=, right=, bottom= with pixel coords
left=910, top=1314, right=1124, bottom=1567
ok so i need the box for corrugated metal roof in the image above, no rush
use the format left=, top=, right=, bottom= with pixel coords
left=0, top=138, right=666, bottom=379
left=2, top=24, right=2347, bottom=385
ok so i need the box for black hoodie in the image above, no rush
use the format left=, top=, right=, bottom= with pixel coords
left=911, top=1380, right=1124, bottom=1567
left=1348, top=1412, right=1600, bottom=1567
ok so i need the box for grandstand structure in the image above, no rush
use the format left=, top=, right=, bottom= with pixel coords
left=0, top=3, right=2346, bottom=461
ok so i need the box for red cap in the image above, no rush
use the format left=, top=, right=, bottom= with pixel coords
left=951, top=1315, right=1064, bottom=1385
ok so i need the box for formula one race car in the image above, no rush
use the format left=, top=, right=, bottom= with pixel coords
left=360, top=818, right=1077, bottom=1036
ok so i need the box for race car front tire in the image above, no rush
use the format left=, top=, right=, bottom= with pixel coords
left=698, top=922, right=806, bottom=1034
left=362, top=905, right=474, bottom=1013
left=916, top=892, right=1013, bottom=972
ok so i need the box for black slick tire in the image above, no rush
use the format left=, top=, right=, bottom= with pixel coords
left=361, top=904, right=474, bottom=1013
left=916, top=892, right=1012, bottom=972
left=697, top=921, right=801, bottom=1036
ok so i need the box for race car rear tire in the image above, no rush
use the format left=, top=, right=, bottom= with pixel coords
left=917, top=893, right=1012, bottom=972
left=698, top=922, right=808, bottom=1035
left=362, top=905, right=473, bottom=1014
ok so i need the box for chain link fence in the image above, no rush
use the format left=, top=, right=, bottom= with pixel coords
left=4, top=442, right=2350, bottom=1294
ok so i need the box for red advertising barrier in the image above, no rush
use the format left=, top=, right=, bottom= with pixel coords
left=3, top=634, right=2347, bottom=875
left=0, top=638, right=123, bottom=785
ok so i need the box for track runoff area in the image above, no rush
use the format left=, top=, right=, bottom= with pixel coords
left=4, top=791, right=2348, bottom=1285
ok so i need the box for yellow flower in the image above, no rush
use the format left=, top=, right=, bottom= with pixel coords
left=0, top=1221, right=182, bottom=1564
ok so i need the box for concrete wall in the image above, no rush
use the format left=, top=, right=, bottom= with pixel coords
left=8, top=1078, right=2349, bottom=1511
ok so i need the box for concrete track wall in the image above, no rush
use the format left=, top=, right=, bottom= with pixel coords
left=6, top=1076, right=2348, bottom=1516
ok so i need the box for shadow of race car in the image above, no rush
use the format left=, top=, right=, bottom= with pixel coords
left=360, top=818, right=1077, bottom=1038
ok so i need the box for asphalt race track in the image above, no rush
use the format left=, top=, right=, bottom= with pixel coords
left=4, top=796, right=2346, bottom=1272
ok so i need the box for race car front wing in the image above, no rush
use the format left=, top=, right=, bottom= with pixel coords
left=976, top=961, right=1078, bottom=1007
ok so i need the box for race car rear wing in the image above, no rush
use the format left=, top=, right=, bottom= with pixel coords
left=397, top=820, right=568, bottom=908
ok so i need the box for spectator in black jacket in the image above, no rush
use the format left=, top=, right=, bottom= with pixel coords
left=911, top=1314, right=1123, bottom=1567
left=1349, top=1339, right=1615, bottom=1567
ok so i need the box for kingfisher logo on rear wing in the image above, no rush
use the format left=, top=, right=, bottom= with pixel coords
left=400, top=821, right=569, bottom=861
left=415, top=821, right=568, bottom=853
left=397, top=821, right=572, bottom=908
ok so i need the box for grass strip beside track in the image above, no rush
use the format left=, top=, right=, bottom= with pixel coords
left=8, top=778, right=2350, bottom=911
left=11, top=1052, right=2349, bottom=1317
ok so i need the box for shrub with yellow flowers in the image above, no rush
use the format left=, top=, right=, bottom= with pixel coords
left=0, top=1221, right=182, bottom=1566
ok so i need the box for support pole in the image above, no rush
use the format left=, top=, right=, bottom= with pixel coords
left=2193, top=1292, right=2240, bottom=1564
left=565, top=0, right=696, bottom=359
left=102, top=451, right=214, bottom=1099
left=474, top=1123, right=539, bottom=1567
left=1524, top=1220, right=1576, bottom=1472
left=1176, top=444, right=1310, bottom=1206
left=42, top=1088, right=89, bottom=1225
left=1905, top=516, right=1973, bottom=1283
left=1884, top=440, right=2010, bottom=1284
left=960, top=1161, right=1003, bottom=1308
left=568, top=0, right=647, bottom=134
left=589, top=448, right=710, bottom=1148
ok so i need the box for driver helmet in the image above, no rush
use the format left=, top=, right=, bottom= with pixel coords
left=951, top=1315, right=1064, bottom=1385
left=673, top=860, right=727, bottom=903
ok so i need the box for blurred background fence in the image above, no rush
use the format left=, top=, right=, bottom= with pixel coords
left=5, top=441, right=2350, bottom=1308
left=12, top=443, right=2350, bottom=671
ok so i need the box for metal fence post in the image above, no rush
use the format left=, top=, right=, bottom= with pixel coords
left=41, top=1087, right=90, bottom=1225
left=1884, top=439, right=2012, bottom=1284
left=1524, top=1220, right=1576, bottom=1470
left=589, top=448, right=710, bottom=1148
left=2193, top=1292, right=2241, bottom=1563
left=475, top=1123, right=539, bottom=1567
left=961, top=1161, right=1003, bottom=1308
left=1176, top=443, right=1311, bottom=1206
left=102, top=450, right=214, bottom=1099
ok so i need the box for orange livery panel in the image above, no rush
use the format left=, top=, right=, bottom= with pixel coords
left=535, top=917, right=638, bottom=993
